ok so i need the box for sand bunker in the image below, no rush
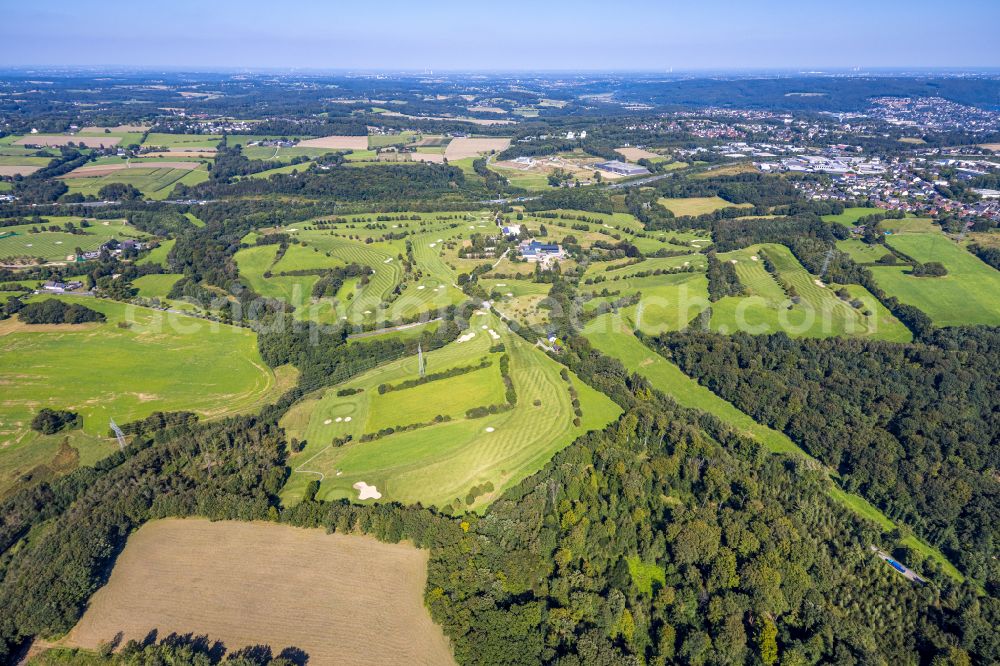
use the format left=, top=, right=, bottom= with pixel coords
left=485, top=427, right=495, bottom=433
left=353, top=481, right=382, bottom=500
left=751, top=255, right=759, bottom=261
left=457, top=331, right=476, bottom=343
left=814, top=279, right=826, bottom=287
left=324, top=418, right=333, bottom=425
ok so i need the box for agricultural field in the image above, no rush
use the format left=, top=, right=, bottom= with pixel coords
left=62, top=519, right=455, bottom=665
left=367, top=131, right=419, bottom=148
left=0, top=217, right=147, bottom=264
left=871, top=231, right=1000, bottom=326
left=0, top=297, right=290, bottom=496
left=13, top=135, right=120, bottom=148
left=709, top=244, right=911, bottom=341
left=658, top=196, right=752, bottom=217
left=142, top=133, right=223, bottom=149
left=296, top=135, right=368, bottom=150
left=280, top=312, right=621, bottom=511
left=444, top=137, right=511, bottom=160
left=62, top=164, right=209, bottom=200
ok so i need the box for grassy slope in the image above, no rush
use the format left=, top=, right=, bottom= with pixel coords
left=280, top=312, right=621, bottom=511
left=0, top=297, right=280, bottom=496
left=709, top=244, right=911, bottom=342
left=871, top=232, right=1000, bottom=326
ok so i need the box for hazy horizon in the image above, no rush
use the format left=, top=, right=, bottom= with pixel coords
left=3, top=0, right=999, bottom=71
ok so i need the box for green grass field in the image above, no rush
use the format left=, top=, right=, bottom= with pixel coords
left=709, top=244, right=911, bottom=341
left=822, top=207, right=886, bottom=228
left=137, top=239, right=175, bottom=267
left=836, top=239, right=892, bottom=263
left=0, top=218, right=147, bottom=263
left=582, top=272, right=710, bottom=335
left=241, top=215, right=475, bottom=326
left=0, top=297, right=285, bottom=497
left=658, top=196, right=751, bottom=217
left=280, top=312, right=621, bottom=511
left=63, top=166, right=209, bottom=200
left=142, top=133, right=223, bottom=149
left=133, top=273, right=183, bottom=299
left=870, top=232, right=1000, bottom=326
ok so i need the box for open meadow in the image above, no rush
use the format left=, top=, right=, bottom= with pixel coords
left=871, top=231, right=1000, bottom=326
left=822, top=207, right=887, bottom=227
left=658, top=196, right=752, bottom=217
left=62, top=164, right=209, bottom=200
left=0, top=297, right=289, bottom=496
left=63, top=518, right=455, bottom=665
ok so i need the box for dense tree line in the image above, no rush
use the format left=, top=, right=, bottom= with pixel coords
left=17, top=299, right=105, bottom=324
left=651, top=328, right=1000, bottom=586
left=654, top=173, right=801, bottom=208
left=706, top=252, right=746, bottom=301
left=968, top=243, right=1000, bottom=270
left=171, top=163, right=483, bottom=202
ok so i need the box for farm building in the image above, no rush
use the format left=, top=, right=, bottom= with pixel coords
left=519, top=240, right=565, bottom=263
left=42, top=280, right=83, bottom=293
left=594, top=160, right=649, bottom=177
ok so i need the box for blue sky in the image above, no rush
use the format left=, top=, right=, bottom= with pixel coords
left=2, top=0, right=999, bottom=71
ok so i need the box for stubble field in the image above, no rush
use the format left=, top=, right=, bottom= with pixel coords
left=63, top=519, right=456, bottom=666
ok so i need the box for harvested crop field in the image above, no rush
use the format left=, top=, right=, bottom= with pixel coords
left=0, top=165, right=42, bottom=176
left=616, top=146, right=659, bottom=161
left=444, top=137, right=511, bottom=160
left=15, top=135, right=120, bottom=148
left=80, top=124, right=150, bottom=133
left=64, top=519, right=455, bottom=665
left=410, top=152, right=446, bottom=163
left=63, top=162, right=202, bottom=177
left=296, top=135, right=369, bottom=150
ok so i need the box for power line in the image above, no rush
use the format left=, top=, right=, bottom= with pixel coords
left=109, top=417, right=127, bottom=450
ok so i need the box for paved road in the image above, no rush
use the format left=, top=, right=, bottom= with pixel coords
left=871, top=546, right=926, bottom=583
